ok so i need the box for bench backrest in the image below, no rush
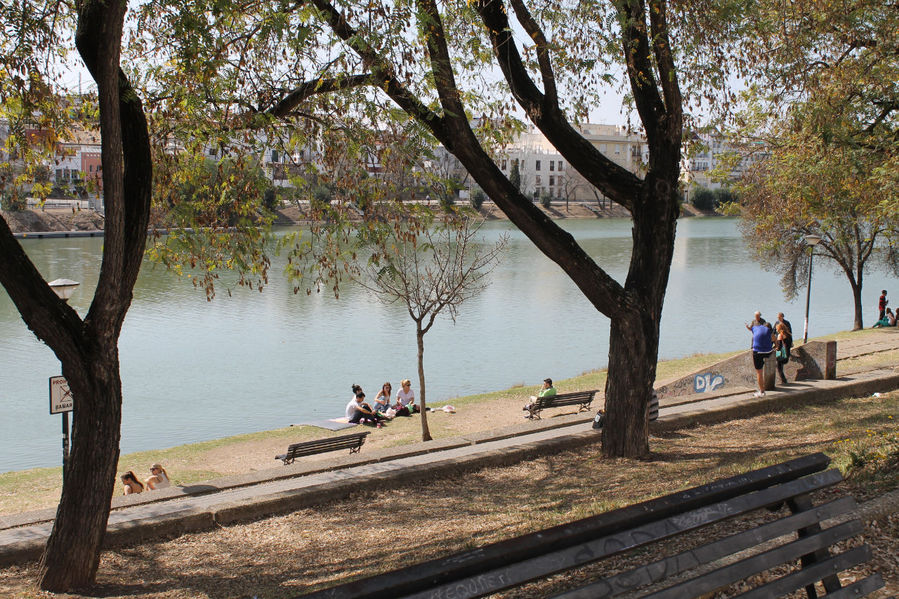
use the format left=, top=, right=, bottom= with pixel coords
left=535, top=390, right=597, bottom=407
left=282, top=432, right=369, bottom=460
left=295, top=453, right=883, bottom=599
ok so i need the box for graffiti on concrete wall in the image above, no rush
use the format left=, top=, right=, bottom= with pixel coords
left=694, top=373, right=725, bottom=393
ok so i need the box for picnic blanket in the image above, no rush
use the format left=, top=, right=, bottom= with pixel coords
left=291, top=418, right=358, bottom=431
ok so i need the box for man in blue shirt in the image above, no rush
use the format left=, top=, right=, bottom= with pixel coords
left=746, top=311, right=774, bottom=397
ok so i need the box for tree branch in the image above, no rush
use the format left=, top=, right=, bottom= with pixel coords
left=475, top=0, right=641, bottom=209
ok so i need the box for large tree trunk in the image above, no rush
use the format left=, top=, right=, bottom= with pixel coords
left=603, top=174, right=678, bottom=457
left=849, top=271, right=863, bottom=331
left=18, top=0, right=150, bottom=590
left=416, top=325, right=432, bottom=441
left=37, top=353, right=123, bottom=589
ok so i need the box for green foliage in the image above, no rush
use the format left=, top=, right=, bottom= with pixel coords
left=470, top=189, right=485, bottom=210
left=148, top=149, right=274, bottom=299
left=311, top=183, right=333, bottom=208
left=509, top=160, right=521, bottom=191
left=0, top=188, right=27, bottom=211
left=692, top=187, right=736, bottom=211
left=539, top=191, right=552, bottom=209
left=832, top=417, right=898, bottom=492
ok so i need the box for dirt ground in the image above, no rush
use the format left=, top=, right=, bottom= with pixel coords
left=1, top=393, right=896, bottom=599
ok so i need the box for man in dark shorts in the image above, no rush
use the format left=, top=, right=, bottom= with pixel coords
left=746, top=311, right=774, bottom=397
left=879, top=290, right=888, bottom=321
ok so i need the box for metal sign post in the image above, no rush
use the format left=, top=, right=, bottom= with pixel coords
left=49, top=376, right=74, bottom=478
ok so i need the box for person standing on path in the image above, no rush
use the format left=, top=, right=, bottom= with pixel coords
left=878, top=290, right=888, bottom=322
left=746, top=311, right=774, bottom=397
left=777, top=312, right=793, bottom=354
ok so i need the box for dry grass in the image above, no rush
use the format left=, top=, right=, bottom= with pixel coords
left=1, top=391, right=895, bottom=599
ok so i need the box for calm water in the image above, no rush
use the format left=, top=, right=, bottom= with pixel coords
left=2, top=218, right=894, bottom=471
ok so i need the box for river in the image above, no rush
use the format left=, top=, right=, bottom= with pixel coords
left=1, top=217, right=893, bottom=471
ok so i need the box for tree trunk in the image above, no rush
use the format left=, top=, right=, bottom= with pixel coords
left=37, top=352, right=122, bottom=590
left=416, top=325, right=432, bottom=441
left=849, top=276, right=863, bottom=330
left=601, top=174, right=677, bottom=458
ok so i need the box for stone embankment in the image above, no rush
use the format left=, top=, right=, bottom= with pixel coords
left=2, top=208, right=104, bottom=234
left=4, top=200, right=710, bottom=234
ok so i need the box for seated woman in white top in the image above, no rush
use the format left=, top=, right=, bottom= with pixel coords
left=393, top=379, right=418, bottom=416
left=145, top=463, right=171, bottom=490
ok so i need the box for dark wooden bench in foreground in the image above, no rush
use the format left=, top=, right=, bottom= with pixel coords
left=275, top=431, right=370, bottom=465
left=526, top=389, right=598, bottom=419
left=297, top=452, right=888, bottom=599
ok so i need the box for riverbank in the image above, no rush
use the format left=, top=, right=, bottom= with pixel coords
left=1, top=207, right=105, bottom=234
left=1, top=371, right=896, bottom=597
left=2, top=327, right=896, bottom=517
left=4, top=199, right=714, bottom=234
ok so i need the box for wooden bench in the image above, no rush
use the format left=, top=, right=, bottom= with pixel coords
left=525, top=389, right=598, bottom=419
left=297, top=453, right=888, bottom=599
left=275, top=431, right=370, bottom=465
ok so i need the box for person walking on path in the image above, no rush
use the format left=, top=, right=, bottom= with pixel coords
left=878, top=290, right=888, bottom=322
left=746, top=311, right=774, bottom=397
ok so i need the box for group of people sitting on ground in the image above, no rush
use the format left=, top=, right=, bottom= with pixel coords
left=746, top=311, right=794, bottom=398
left=345, top=379, right=419, bottom=427
left=120, top=463, right=171, bottom=495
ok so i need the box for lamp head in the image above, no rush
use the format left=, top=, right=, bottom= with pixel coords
left=48, top=279, right=80, bottom=301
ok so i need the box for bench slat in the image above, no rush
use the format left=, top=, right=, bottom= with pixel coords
left=398, top=469, right=845, bottom=599
left=297, top=454, right=834, bottom=599
left=552, top=495, right=858, bottom=599
left=814, top=574, right=886, bottom=599
left=731, top=545, right=875, bottom=599
left=643, top=521, right=865, bottom=599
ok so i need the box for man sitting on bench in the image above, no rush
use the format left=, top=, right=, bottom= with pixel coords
left=523, top=377, right=556, bottom=418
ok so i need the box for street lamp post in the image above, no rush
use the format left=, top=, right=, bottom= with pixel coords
left=802, top=235, right=822, bottom=344
left=48, top=278, right=79, bottom=479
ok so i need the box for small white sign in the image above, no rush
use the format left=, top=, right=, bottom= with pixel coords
left=49, top=376, right=73, bottom=414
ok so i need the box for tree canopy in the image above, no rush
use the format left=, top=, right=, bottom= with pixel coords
left=728, top=0, right=898, bottom=329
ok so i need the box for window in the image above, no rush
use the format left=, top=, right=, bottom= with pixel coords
left=501, top=159, right=507, bottom=170
left=549, top=161, right=555, bottom=171
left=615, top=144, right=621, bottom=154
left=271, top=150, right=279, bottom=163
left=600, top=144, right=607, bottom=153
left=549, top=176, right=555, bottom=186
left=535, top=175, right=542, bottom=185
left=535, top=160, right=541, bottom=171
left=208, top=147, right=216, bottom=156
left=558, top=161, right=564, bottom=170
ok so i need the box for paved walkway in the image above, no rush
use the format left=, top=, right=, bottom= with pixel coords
left=1, top=331, right=897, bottom=566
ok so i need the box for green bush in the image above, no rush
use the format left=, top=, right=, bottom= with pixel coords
left=470, top=189, right=486, bottom=210
left=539, top=192, right=552, bottom=209
left=691, top=187, right=717, bottom=211
left=692, top=187, right=738, bottom=212
left=1, top=190, right=27, bottom=212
